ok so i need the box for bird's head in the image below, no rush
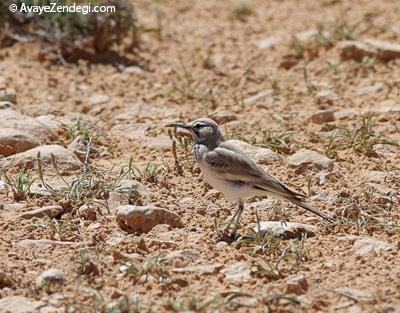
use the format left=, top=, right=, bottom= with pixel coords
left=166, top=117, right=224, bottom=148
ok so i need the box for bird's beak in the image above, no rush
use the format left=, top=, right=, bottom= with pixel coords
left=165, top=122, right=191, bottom=130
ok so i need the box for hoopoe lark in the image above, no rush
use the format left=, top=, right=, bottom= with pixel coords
left=167, top=118, right=332, bottom=236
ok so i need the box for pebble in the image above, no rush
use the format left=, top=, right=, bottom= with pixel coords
left=287, top=149, right=333, bottom=173
left=254, top=221, right=317, bottom=239
left=285, top=274, right=308, bottom=295
left=116, top=205, right=183, bottom=234
left=309, top=110, right=335, bottom=124
left=221, top=262, right=252, bottom=282
left=352, top=237, right=392, bottom=256
left=20, top=205, right=64, bottom=220
left=36, top=268, right=65, bottom=288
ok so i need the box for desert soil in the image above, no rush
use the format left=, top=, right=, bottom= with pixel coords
left=1, top=0, right=400, bottom=312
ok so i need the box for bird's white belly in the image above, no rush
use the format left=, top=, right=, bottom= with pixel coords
left=198, top=161, right=257, bottom=201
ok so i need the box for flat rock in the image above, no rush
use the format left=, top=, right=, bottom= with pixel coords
left=287, top=149, right=333, bottom=172
left=116, top=205, right=183, bottom=234
left=221, top=262, right=252, bottom=282
left=1, top=109, right=56, bottom=142
left=0, top=101, right=15, bottom=110
left=255, top=221, right=317, bottom=239
left=17, top=239, right=75, bottom=249
left=0, top=296, right=47, bottom=313
left=20, top=205, right=64, bottom=219
left=0, top=128, right=40, bottom=157
left=258, top=36, right=282, bottom=49
left=367, top=183, right=397, bottom=196
left=36, top=268, right=65, bottom=288
left=243, top=90, right=274, bottom=106
left=335, top=287, right=374, bottom=303
left=309, top=110, right=335, bottom=124
left=340, top=39, right=400, bottom=62
left=285, top=274, right=308, bottom=295
left=353, top=238, right=392, bottom=256
left=357, top=83, right=384, bottom=96
left=1, top=145, right=82, bottom=174
left=226, top=139, right=280, bottom=164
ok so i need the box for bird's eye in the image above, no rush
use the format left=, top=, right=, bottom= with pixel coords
left=193, top=123, right=204, bottom=129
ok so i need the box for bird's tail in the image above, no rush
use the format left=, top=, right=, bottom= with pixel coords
left=290, top=198, right=334, bottom=222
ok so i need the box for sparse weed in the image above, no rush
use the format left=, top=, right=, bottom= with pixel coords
left=258, top=129, right=294, bottom=154
left=59, top=117, right=98, bottom=143
left=2, top=169, right=35, bottom=201
left=231, top=1, right=252, bottom=20
left=125, top=253, right=169, bottom=283
left=37, top=153, right=142, bottom=213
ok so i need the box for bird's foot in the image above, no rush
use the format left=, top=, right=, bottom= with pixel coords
left=280, top=220, right=288, bottom=227
left=216, top=223, right=240, bottom=243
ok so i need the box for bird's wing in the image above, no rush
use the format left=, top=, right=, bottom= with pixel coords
left=204, top=143, right=303, bottom=200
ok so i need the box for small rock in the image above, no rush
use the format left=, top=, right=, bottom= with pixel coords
left=316, top=90, right=339, bottom=104
left=0, top=296, right=46, bottom=313
left=215, top=241, right=228, bottom=250
left=36, top=268, right=65, bottom=288
left=243, top=90, right=274, bottom=106
left=0, top=101, right=15, bottom=110
left=0, top=128, right=40, bottom=157
left=20, top=205, right=64, bottom=220
left=285, top=274, right=308, bottom=295
left=352, top=237, right=392, bottom=256
left=17, top=239, right=75, bottom=249
left=172, top=263, right=223, bottom=274
left=88, top=94, right=110, bottom=105
left=162, top=249, right=200, bottom=267
left=67, top=136, right=102, bottom=162
left=227, top=139, right=280, bottom=164
left=367, top=183, right=397, bottom=196
left=309, top=110, right=335, bottom=124
left=211, top=111, right=237, bottom=124
left=124, top=66, right=145, bottom=75
left=78, top=204, right=97, bottom=220
left=0, top=88, right=17, bottom=103
left=1, top=144, right=82, bottom=174
left=287, top=149, right=333, bottom=173
left=221, top=262, right=252, bottom=282
left=295, top=29, right=330, bottom=42
left=254, top=221, right=317, bottom=239
left=335, top=287, right=374, bottom=303
left=258, top=36, right=282, bottom=49
left=340, top=39, right=400, bottom=62
left=357, top=83, right=384, bottom=96
left=1, top=109, right=56, bottom=142
left=116, top=205, right=183, bottom=234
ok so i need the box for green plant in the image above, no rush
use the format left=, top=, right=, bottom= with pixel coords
left=257, top=129, right=294, bottom=153
left=2, top=169, right=35, bottom=201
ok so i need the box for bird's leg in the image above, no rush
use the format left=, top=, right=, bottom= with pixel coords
left=231, top=200, right=244, bottom=239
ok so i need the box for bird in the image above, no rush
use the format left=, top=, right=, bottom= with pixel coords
left=166, top=117, right=333, bottom=237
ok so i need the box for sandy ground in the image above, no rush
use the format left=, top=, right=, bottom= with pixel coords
left=0, top=0, right=400, bottom=312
